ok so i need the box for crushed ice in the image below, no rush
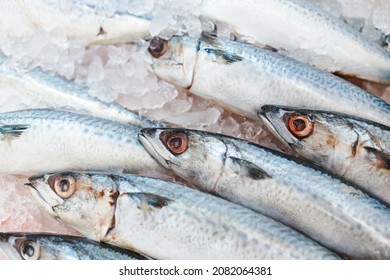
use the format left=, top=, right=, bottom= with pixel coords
left=0, top=0, right=388, bottom=233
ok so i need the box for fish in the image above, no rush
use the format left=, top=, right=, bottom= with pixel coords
left=0, top=0, right=151, bottom=44
left=0, top=53, right=161, bottom=128
left=146, top=34, right=390, bottom=126
left=26, top=172, right=340, bottom=260
left=259, top=105, right=390, bottom=205
left=139, top=128, right=390, bottom=259
left=0, top=232, right=147, bottom=260
left=200, top=0, right=390, bottom=84
left=0, top=108, right=168, bottom=176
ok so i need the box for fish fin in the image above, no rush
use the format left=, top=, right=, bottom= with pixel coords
left=127, top=192, right=173, bottom=209
left=201, top=32, right=244, bottom=64
left=263, top=44, right=278, bottom=52
left=200, top=32, right=219, bottom=46
left=203, top=48, right=244, bottom=64
left=364, top=147, right=390, bottom=170
left=0, top=124, right=30, bottom=140
left=228, top=157, right=272, bottom=180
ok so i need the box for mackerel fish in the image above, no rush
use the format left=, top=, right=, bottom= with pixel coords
left=0, top=109, right=167, bottom=176
left=260, top=105, right=390, bottom=205
left=26, top=172, right=339, bottom=260
left=200, top=0, right=390, bottom=84
left=0, top=232, right=146, bottom=260
left=0, top=0, right=151, bottom=44
left=146, top=35, right=390, bottom=126
left=0, top=53, right=161, bottom=128
left=139, top=128, right=390, bottom=259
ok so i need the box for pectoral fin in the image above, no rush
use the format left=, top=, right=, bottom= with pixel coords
left=126, top=192, right=173, bottom=214
left=228, top=157, right=271, bottom=180
left=365, top=147, right=390, bottom=170
left=0, top=125, right=30, bottom=140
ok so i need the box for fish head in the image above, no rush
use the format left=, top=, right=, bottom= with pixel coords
left=139, top=128, right=227, bottom=191
left=259, top=105, right=354, bottom=166
left=0, top=233, right=44, bottom=260
left=146, top=35, right=198, bottom=88
left=26, top=172, right=118, bottom=242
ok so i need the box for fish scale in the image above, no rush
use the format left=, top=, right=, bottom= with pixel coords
left=200, top=0, right=390, bottom=83
left=260, top=106, right=390, bottom=205
left=0, top=108, right=167, bottom=176
left=139, top=128, right=390, bottom=259
left=147, top=35, right=390, bottom=126
left=0, top=232, right=146, bottom=260
left=0, top=53, right=161, bottom=128
left=27, top=172, right=339, bottom=260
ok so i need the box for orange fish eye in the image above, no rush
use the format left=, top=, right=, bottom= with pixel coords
left=165, top=133, right=188, bottom=155
left=48, top=174, right=77, bottom=199
left=287, top=114, right=314, bottom=139
left=148, top=37, right=168, bottom=58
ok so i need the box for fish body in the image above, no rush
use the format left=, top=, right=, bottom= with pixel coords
left=147, top=35, right=390, bottom=126
left=0, top=54, right=161, bottom=128
left=0, top=0, right=151, bottom=44
left=139, top=128, right=390, bottom=259
left=0, top=232, right=146, bottom=260
left=0, top=109, right=166, bottom=176
left=259, top=105, right=390, bottom=205
left=26, top=172, right=339, bottom=260
left=200, top=0, right=390, bottom=83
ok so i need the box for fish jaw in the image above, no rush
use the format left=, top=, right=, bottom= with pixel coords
left=25, top=176, right=62, bottom=220
left=27, top=173, right=117, bottom=242
left=139, top=129, right=173, bottom=170
left=258, top=105, right=297, bottom=148
left=146, top=36, right=198, bottom=88
left=0, top=234, right=21, bottom=260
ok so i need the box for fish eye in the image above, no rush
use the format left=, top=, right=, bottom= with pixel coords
left=165, top=133, right=188, bottom=155
left=20, top=240, right=40, bottom=260
left=49, top=174, right=76, bottom=199
left=148, top=37, right=168, bottom=58
left=287, top=114, right=314, bottom=139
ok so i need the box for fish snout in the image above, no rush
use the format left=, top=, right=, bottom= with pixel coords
left=140, top=128, right=157, bottom=138
left=28, top=174, right=45, bottom=185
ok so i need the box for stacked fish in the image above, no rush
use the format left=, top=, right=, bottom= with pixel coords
left=0, top=0, right=389, bottom=260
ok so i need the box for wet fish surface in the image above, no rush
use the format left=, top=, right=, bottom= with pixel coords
left=260, top=105, right=390, bottom=205
left=146, top=35, right=390, bottom=126
left=139, top=128, right=390, bottom=259
left=0, top=53, right=161, bottom=128
left=0, top=109, right=167, bottom=176
left=200, top=0, right=390, bottom=84
left=0, top=232, right=147, bottom=260
left=26, top=172, right=339, bottom=260
left=0, top=0, right=151, bottom=44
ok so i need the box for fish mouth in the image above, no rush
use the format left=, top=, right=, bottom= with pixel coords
left=24, top=183, right=58, bottom=219
left=139, top=130, right=170, bottom=169
left=257, top=110, right=293, bottom=148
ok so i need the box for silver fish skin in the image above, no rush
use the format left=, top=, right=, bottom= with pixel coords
left=0, top=109, right=167, bottom=176
left=146, top=35, right=390, bottom=126
left=0, top=54, right=162, bottom=128
left=200, top=0, right=390, bottom=84
left=0, top=232, right=146, bottom=260
left=26, top=172, right=339, bottom=260
left=0, top=0, right=151, bottom=44
left=259, top=105, right=390, bottom=205
left=139, top=128, right=390, bottom=259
